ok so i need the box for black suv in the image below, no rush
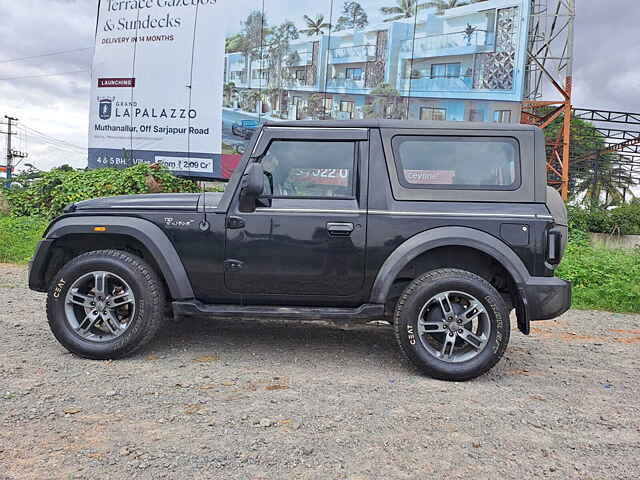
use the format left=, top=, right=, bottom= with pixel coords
left=231, top=119, right=259, bottom=139
left=29, top=120, right=571, bottom=381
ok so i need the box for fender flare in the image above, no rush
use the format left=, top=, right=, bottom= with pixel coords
left=44, top=216, right=194, bottom=300
left=369, top=226, right=530, bottom=304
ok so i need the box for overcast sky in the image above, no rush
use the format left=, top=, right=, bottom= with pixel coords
left=0, top=0, right=638, bottom=171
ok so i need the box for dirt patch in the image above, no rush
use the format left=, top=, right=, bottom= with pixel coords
left=1, top=264, right=639, bottom=479
left=531, top=325, right=640, bottom=344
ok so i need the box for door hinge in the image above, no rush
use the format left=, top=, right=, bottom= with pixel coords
left=226, top=216, right=245, bottom=229
left=224, top=259, right=244, bottom=272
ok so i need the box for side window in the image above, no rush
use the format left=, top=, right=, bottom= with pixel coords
left=391, top=136, right=520, bottom=190
left=260, top=140, right=357, bottom=198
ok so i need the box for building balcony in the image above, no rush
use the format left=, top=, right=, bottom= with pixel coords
left=398, top=75, right=474, bottom=93
left=286, top=50, right=313, bottom=67
left=248, top=77, right=269, bottom=89
left=400, top=30, right=495, bottom=58
left=326, top=77, right=366, bottom=90
left=227, top=77, right=248, bottom=89
left=250, top=58, right=267, bottom=71
left=227, top=60, right=246, bottom=72
left=329, top=45, right=377, bottom=64
left=283, top=78, right=316, bottom=90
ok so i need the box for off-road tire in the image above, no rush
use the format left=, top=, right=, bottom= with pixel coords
left=394, top=268, right=510, bottom=381
left=46, top=250, right=165, bottom=359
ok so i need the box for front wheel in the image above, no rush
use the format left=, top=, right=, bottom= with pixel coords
left=46, top=250, right=165, bottom=359
left=394, top=268, right=510, bottom=381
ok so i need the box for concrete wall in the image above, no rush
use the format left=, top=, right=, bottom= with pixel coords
left=591, top=233, right=640, bottom=250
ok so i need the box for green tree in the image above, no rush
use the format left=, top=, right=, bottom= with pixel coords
left=264, top=87, right=286, bottom=114
left=223, top=82, right=237, bottom=106
left=240, top=90, right=263, bottom=112
left=572, top=155, right=636, bottom=209
left=300, top=14, right=331, bottom=36
left=239, top=11, right=268, bottom=84
left=304, top=93, right=329, bottom=120
left=265, top=21, right=299, bottom=92
left=225, top=34, right=244, bottom=53
left=363, top=84, right=407, bottom=119
left=380, top=0, right=429, bottom=21
left=422, top=0, right=487, bottom=15
left=335, top=2, right=369, bottom=31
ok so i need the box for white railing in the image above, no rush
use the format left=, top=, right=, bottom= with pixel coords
left=329, top=45, right=376, bottom=62
left=286, top=50, right=314, bottom=67
left=326, top=77, right=366, bottom=89
left=398, top=75, right=474, bottom=92
left=401, top=30, right=494, bottom=55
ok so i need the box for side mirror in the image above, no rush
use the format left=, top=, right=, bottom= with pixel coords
left=239, top=163, right=264, bottom=212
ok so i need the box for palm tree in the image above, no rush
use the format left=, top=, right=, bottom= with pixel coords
left=300, top=14, right=331, bottom=36
left=240, top=90, right=264, bottom=113
left=571, top=155, right=637, bottom=209
left=380, top=0, right=429, bottom=21
left=223, top=82, right=237, bottom=105
left=422, top=0, right=487, bottom=15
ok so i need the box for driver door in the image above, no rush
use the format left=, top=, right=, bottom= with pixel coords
left=224, top=128, right=369, bottom=298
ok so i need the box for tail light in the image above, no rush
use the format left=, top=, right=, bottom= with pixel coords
left=547, top=229, right=562, bottom=265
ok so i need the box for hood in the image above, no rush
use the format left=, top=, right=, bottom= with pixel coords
left=70, top=193, right=202, bottom=212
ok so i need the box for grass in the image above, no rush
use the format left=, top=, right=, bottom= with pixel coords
left=557, top=241, right=640, bottom=313
left=0, top=215, right=49, bottom=264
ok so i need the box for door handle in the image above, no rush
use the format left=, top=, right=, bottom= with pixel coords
left=327, top=222, right=354, bottom=236
left=224, top=259, right=244, bottom=271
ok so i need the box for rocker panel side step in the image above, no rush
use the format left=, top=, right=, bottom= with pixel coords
left=172, top=301, right=385, bottom=322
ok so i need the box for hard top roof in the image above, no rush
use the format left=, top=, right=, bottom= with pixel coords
left=263, top=119, right=539, bottom=131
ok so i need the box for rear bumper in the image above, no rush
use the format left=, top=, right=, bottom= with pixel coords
left=522, top=276, right=572, bottom=321
left=28, top=239, right=54, bottom=292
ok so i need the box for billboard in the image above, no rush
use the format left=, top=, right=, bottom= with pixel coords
left=88, top=0, right=227, bottom=177
left=89, top=0, right=530, bottom=179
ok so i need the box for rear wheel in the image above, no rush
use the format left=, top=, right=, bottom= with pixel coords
left=46, top=250, right=165, bottom=359
left=394, top=268, right=510, bottom=381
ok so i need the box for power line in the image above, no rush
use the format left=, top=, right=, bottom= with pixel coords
left=0, top=47, right=93, bottom=64
left=0, top=69, right=90, bottom=82
left=19, top=128, right=84, bottom=156
left=22, top=125, right=85, bottom=151
left=25, top=132, right=85, bottom=153
left=31, top=140, right=85, bottom=156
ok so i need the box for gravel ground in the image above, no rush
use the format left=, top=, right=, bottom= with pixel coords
left=1, top=263, right=639, bottom=480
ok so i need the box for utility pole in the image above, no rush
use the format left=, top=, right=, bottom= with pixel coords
left=3, top=115, right=28, bottom=184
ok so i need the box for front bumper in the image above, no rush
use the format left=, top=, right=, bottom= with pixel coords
left=522, top=276, right=572, bottom=321
left=28, top=239, right=54, bottom=292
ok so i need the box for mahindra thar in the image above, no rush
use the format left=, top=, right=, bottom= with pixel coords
left=29, top=120, right=571, bottom=380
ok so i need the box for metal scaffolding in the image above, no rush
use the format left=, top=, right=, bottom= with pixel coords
left=521, top=0, right=575, bottom=200
left=569, top=108, right=640, bottom=204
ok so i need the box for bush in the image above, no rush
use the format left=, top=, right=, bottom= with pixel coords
left=568, top=204, right=640, bottom=236
left=607, top=204, right=640, bottom=235
left=566, top=206, right=590, bottom=245
left=0, top=216, right=49, bottom=264
left=4, top=164, right=200, bottom=218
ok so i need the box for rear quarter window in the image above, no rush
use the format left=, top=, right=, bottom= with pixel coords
left=391, top=136, right=521, bottom=191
